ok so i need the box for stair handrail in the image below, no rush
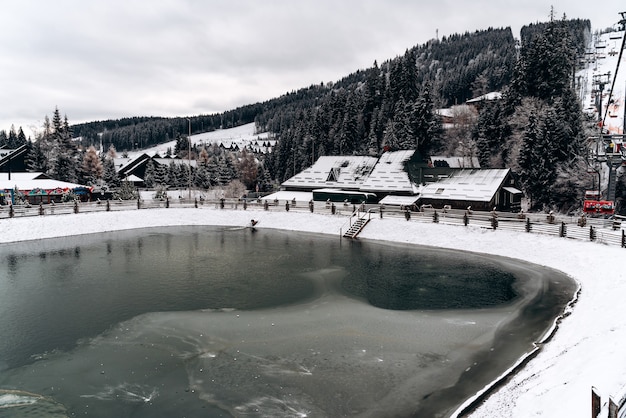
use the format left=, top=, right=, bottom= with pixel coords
left=339, top=203, right=372, bottom=237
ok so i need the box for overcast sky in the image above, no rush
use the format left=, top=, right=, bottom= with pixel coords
left=1, top=0, right=622, bottom=136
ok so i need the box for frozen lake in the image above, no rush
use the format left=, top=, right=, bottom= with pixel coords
left=0, top=226, right=576, bottom=417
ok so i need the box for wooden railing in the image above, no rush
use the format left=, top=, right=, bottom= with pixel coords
left=1, top=199, right=624, bottom=248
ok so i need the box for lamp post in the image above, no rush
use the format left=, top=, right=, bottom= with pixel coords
left=187, top=118, right=192, bottom=199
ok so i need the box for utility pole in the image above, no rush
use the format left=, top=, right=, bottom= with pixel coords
left=187, top=118, right=192, bottom=199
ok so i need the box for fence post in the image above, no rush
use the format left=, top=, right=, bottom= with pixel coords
left=622, top=230, right=625, bottom=248
left=592, top=387, right=601, bottom=418
left=525, top=217, right=531, bottom=232
left=264, top=200, right=269, bottom=211
left=405, top=210, right=411, bottom=221
left=9, top=204, right=14, bottom=218
left=590, top=225, right=596, bottom=241
left=379, top=206, right=383, bottom=218
left=285, top=201, right=290, bottom=211
left=331, top=203, right=336, bottom=214
left=74, top=201, right=79, bottom=213
left=39, top=203, right=44, bottom=216
left=433, top=211, right=439, bottom=223
left=463, top=213, right=469, bottom=226
left=559, top=221, right=566, bottom=238
left=243, top=200, right=247, bottom=210
left=165, top=197, right=169, bottom=208
left=309, top=200, right=314, bottom=213
left=106, top=199, right=111, bottom=211
left=136, top=197, right=140, bottom=209
left=195, top=198, right=198, bottom=208
left=491, top=214, right=498, bottom=230
left=610, top=397, right=619, bottom=417
left=220, top=198, right=225, bottom=209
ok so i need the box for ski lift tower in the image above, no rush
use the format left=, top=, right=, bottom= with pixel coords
left=586, top=13, right=626, bottom=202
left=593, top=72, right=611, bottom=126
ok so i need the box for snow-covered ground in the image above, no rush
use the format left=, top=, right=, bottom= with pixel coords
left=1, top=207, right=625, bottom=417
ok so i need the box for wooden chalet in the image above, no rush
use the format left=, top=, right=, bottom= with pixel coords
left=113, top=154, right=197, bottom=184
left=279, top=149, right=524, bottom=212
left=418, top=168, right=522, bottom=211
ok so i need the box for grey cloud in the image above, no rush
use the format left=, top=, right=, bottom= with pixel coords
left=0, top=0, right=618, bottom=132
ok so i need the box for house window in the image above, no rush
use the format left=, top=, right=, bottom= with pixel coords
left=326, top=167, right=340, bottom=182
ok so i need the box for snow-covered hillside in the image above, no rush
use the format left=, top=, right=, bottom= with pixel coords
left=126, top=122, right=271, bottom=159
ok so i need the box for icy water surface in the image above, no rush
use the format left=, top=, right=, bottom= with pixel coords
left=0, top=226, right=576, bottom=417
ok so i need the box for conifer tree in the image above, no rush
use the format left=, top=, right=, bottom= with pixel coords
left=81, top=145, right=103, bottom=185
left=473, top=100, right=512, bottom=167
left=154, top=161, right=168, bottom=186
left=16, top=127, right=27, bottom=146
left=237, top=149, right=258, bottom=190
left=517, top=109, right=558, bottom=209
left=143, top=160, right=156, bottom=188
left=102, top=157, right=120, bottom=189
left=194, top=164, right=211, bottom=190
left=411, top=85, right=443, bottom=155
left=26, top=140, right=47, bottom=172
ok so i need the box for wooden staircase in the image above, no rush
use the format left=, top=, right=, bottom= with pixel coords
left=342, top=217, right=370, bottom=239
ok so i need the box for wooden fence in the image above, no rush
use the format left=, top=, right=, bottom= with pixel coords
left=1, top=198, right=625, bottom=248
left=376, top=206, right=626, bottom=248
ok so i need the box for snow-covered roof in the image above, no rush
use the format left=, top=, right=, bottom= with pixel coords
left=360, top=150, right=417, bottom=194
left=113, top=157, right=133, bottom=170
left=0, top=177, right=89, bottom=191
left=0, top=172, right=50, bottom=181
left=466, top=91, right=502, bottom=104
left=114, top=155, right=197, bottom=175
left=379, top=195, right=420, bottom=206
left=261, top=191, right=313, bottom=202
left=125, top=174, right=143, bottom=183
left=436, top=108, right=454, bottom=118
left=419, top=168, right=510, bottom=202
left=282, top=156, right=378, bottom=190
left=0, top=149, right=18, bottom=158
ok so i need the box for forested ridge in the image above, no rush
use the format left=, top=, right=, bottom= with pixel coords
left=1, top=15, right=601, bottom=212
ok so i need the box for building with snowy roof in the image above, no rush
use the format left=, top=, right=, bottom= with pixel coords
left=0, top=172, right=92, bottom=205
left=466, top=91, right=502, bottom=109
left=281, top=156, right=378, bottom=192
left=359, top=150, right=418, bottom=195
left=279, top=150, right=523, bottom=211
left=113, top=154, right=197, bottom=185
left=417, top=168, right=522, bottom=211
